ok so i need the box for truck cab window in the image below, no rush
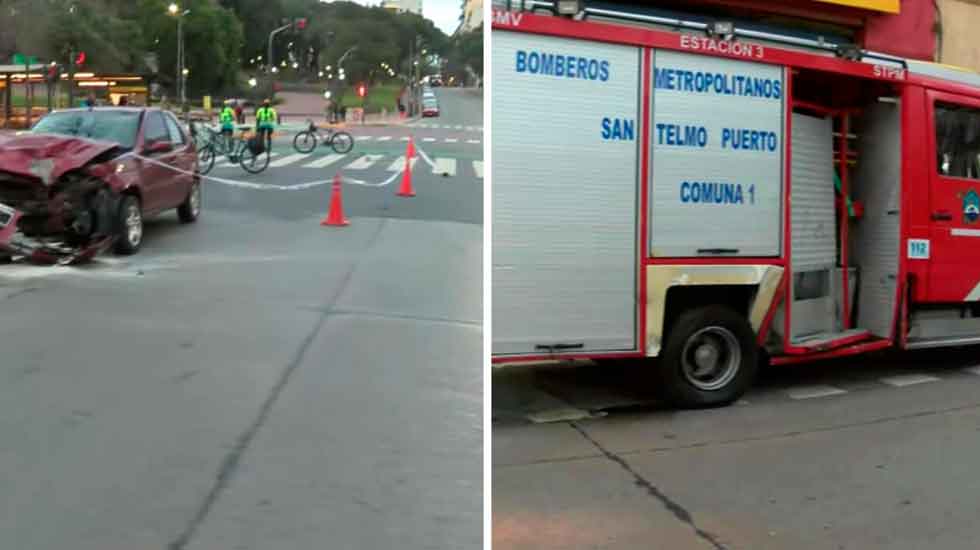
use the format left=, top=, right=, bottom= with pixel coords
left=935, top=102, right=980, bottom=179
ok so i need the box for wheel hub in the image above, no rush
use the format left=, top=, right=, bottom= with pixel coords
left=680, top=326, right=741, bottom=391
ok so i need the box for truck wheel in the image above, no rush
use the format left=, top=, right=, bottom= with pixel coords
left=656, top=305, right=758, bottom=408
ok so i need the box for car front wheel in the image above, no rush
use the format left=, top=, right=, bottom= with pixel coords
left=178, top=180, right=201, bottom=223
left=114, top=195, right=143, bottom=255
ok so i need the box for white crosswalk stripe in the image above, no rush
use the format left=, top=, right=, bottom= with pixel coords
left=304, top=154, right=346, bottom=168
left=473, top=160, right=483, bottom=179
left=375, top=136, right=392, bottom=142
left=268, top=153, right=310, bottom=168
left=400, top=136, right=410, bottom=141
left=386, top=156, right=419, bottom=171
left=445, top=138, right=458, bottom=143
left=216, top=152, right=279, bottom=168
left=422, top=137, right=436, bottom=142
left=454, top=125, right=463, bottom=130
left=433, top=158, right=457, bottom=177
left=467, top=139, right=480, bottom=144
left=356, top=135, right=373, bottom=141
left=346, top=154, right=384, bottom=170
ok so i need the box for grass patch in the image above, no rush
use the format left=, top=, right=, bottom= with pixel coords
left=338, top=83, right=402, bottom=114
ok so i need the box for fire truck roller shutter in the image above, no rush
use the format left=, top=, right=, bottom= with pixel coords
left=492, top=30, right=641, bottom=355
left=649, top=50, right=785, bottom=258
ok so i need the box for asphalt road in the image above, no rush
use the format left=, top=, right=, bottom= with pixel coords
left=206, top=89, right=483, bottom=225
left=493, top=347, right=980, bottom=550
left=0, top=87, right=483, bottom=550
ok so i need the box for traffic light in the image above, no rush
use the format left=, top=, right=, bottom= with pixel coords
left=357, top=83, right=366, bottom=98
left=294, top=18, right=307, bottom=31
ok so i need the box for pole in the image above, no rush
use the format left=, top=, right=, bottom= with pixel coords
left=175, top=16, right=181, bottom=106
left=178, top=16, right=184, bottom=106
left=267, top=23, right=293, bottom=75
left=25, top=59, right=32, bottom=127
left=67, top=49, right=75, bottom=107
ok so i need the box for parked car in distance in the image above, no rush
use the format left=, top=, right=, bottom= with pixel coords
left=422, top=98, right=440, bottom=117
left=0, top=107, right=201, bottom=264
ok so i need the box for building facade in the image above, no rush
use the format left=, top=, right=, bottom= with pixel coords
left=381, top=0, right=423, bottom=16
left=460, top=0, right=484, bottom=32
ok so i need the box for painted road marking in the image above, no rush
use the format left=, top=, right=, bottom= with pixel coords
left=467, top=139, right=481, bottom=144
left=445, top=138, right=458, bottom=143
left=454, top=125, right=463, bottom=130
left=963, top=365, right=980, bottom=376
left=473, top=161, right=483, bottom=179
left=304, top=154, right=346, bottom=168
left=433, top=157, right=457, bottom=177
left=385, top=156, right=418, bottom=172
left=216, top=152, right=280, bottom=168
left=423, top=137, right=436, bottom=142
left=400, top=136, right=410, bottom=141
left=880, top=374, right=940, bottom=387
left=375, top=136, right=392, bottom=142
left=355, top=135, right=373, bottom=141
left=787, top=385, right=847, bottom=400
left=268, top=153, right=310, bottom=168
left=346, top=154, right=383, bottom=170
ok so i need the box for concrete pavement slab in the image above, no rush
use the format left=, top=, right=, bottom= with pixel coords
left=186, top=314, right=481, bottom=550
left=0, top=283, right=323, bottom=550
left=494, top=456, right=717, bottom=550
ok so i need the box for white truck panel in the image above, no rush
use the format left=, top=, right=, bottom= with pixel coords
left=492, top=30, right=640, bottom=355
left=649, top=50, right=784, bottom=257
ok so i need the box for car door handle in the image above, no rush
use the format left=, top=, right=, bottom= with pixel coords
left=931, top=211, right=953, bottom=221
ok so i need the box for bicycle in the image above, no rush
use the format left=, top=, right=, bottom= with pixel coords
left=292, top=119, right=354, bottom=154
left=197, top=125, right=270, bottom=175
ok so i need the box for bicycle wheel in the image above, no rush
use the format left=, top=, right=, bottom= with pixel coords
left=293, top=130, right=318, bottom=153
left=329, top=131, right=354, bottom=154
left=198, top=144, right=216, bottom=175
left=240, top=145, right=270, bottom=174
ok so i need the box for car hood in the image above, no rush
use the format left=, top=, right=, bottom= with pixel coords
left=0, top=133, right=120, bottom=185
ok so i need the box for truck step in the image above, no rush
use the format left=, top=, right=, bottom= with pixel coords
left=905, top=335, right=980, bottom=350
left=787, top=328, right=872, bottom=354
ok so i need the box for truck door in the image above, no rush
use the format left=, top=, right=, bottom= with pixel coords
left=926, top=92, right=980, bottom=302
left=491, top=30, right=641, bottom=356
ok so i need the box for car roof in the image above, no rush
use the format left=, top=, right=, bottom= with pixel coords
left=51, top=106, right=150, bottom=114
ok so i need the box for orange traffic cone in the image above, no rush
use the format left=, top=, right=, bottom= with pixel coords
left=406, top=136, right=416, bottom=159
left=321, top=173, right=349, bottom=226
left=397, top=138, right=416, bottom=197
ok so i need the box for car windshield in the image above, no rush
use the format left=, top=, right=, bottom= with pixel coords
left=31, top=110, right=141, bottom=149
left=424, top=100, right=438, bottom=108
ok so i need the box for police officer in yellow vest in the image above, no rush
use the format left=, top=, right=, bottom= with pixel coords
left=255, top=98, right=277, bottom=150
left=219, top=102, right=236, bottom=147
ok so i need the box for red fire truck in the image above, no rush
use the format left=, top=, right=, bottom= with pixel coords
left=491, top=3, right=980, bottom=407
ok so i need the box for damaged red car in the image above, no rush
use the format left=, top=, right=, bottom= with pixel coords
left=0, top=107, right=200, bottom=264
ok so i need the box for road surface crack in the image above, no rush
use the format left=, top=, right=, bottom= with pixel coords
left=570, top=422, right=729, bottom=550
left=168, top=219, right=389, bottom=550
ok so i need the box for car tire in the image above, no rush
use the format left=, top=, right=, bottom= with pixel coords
left=654, top=305, right=758, bottom=408
left=178, top=180, right=201, bottom=223
left=114, top=195, right=143, bottom=255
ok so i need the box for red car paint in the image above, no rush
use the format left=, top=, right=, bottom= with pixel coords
left=0, top=107, right=198, bottom=264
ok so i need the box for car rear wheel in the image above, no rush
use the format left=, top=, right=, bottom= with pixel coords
left=114, top=195, right=143, bottom=255
left=178, top=180, right=201, bottom=223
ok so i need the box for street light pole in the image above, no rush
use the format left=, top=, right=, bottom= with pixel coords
left=267, top=23, right=293, bottom=75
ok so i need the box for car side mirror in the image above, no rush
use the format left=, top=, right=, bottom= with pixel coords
left=145, top=140, right=172, bottom=154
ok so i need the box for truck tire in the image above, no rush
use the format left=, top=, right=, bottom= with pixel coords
left=655, top=305, right=758, bottom=408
